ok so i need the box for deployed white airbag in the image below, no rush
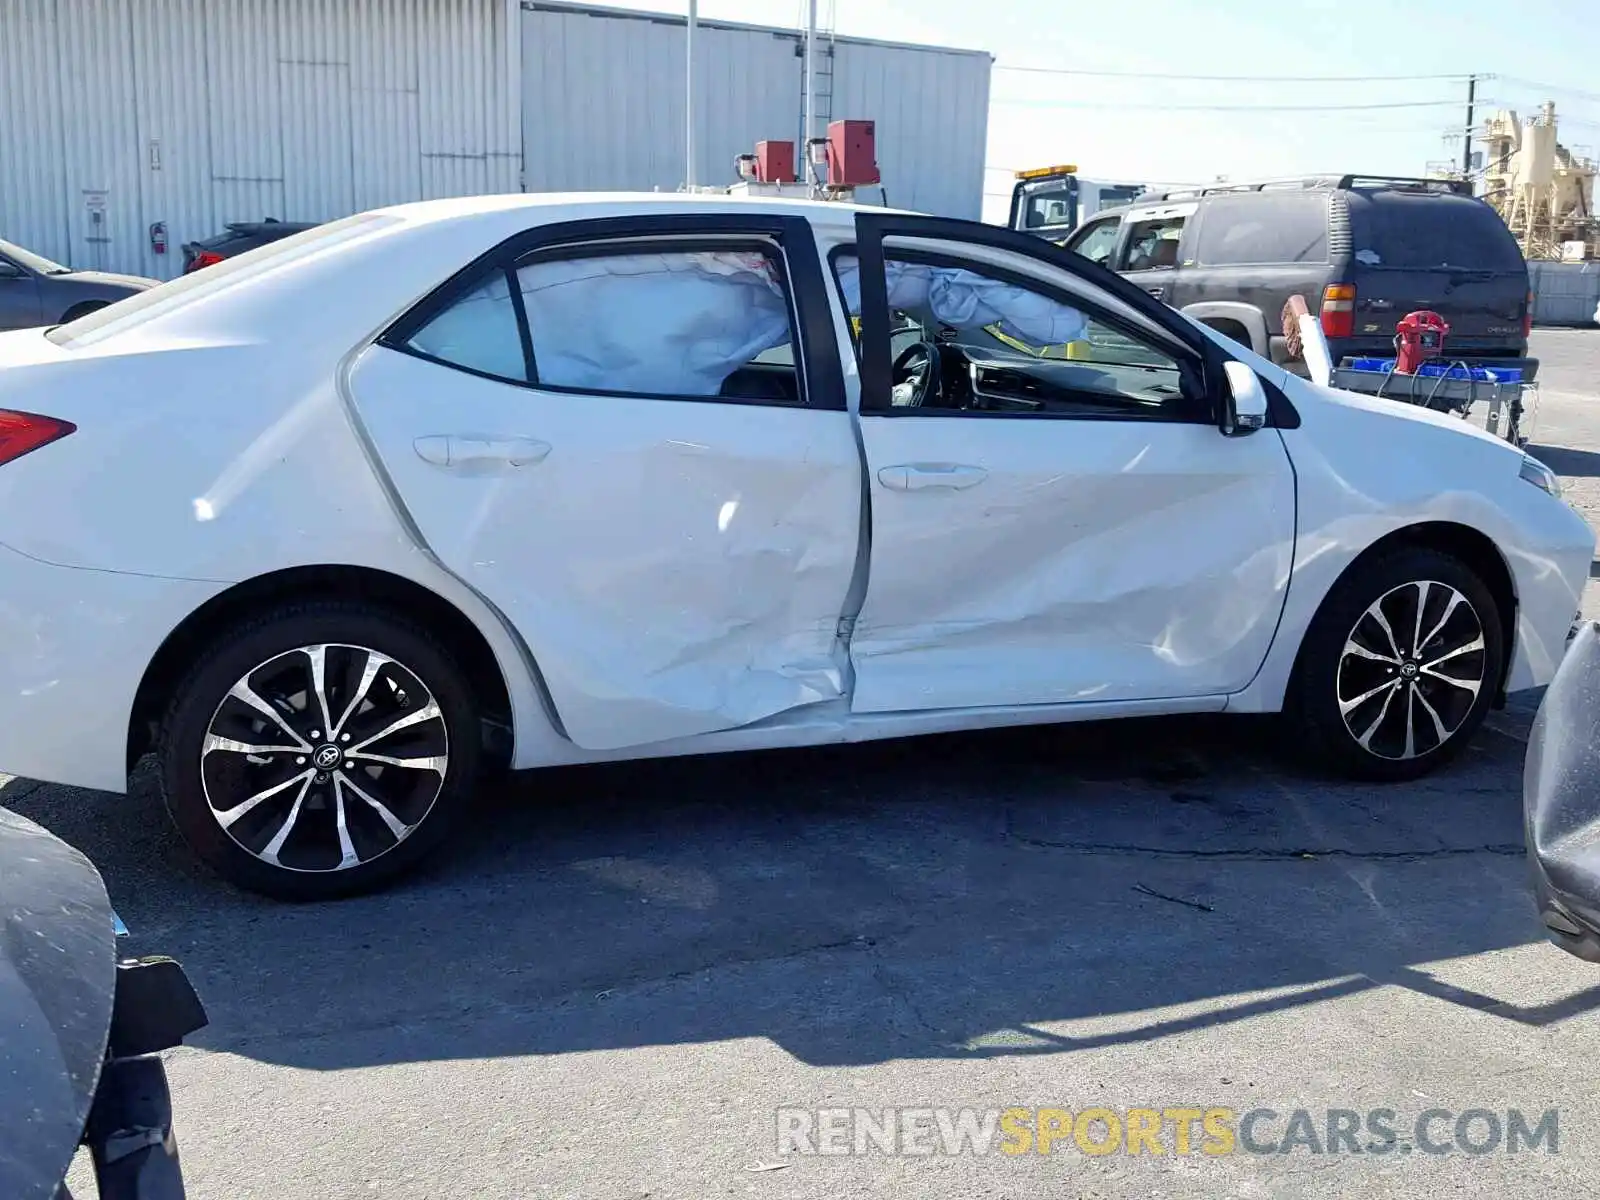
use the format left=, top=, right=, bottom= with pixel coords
left=834, top=257, right=1089, bottom=346
left=517, top=251, right=792, bottom=396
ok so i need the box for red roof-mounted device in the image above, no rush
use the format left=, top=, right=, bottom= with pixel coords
left=825, top=119, right=879, bottom=188
left=755, top=141, right=796, bottom=184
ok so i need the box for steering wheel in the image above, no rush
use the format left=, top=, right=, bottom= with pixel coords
left=890, top=340, right=944, bottom=409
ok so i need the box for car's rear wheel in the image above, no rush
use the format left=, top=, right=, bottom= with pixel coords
left=1287, top=547, right=1504, bottom=780
left=58, top=300, right=109, bottom=323
left=159, top=602, right=481, bottom=900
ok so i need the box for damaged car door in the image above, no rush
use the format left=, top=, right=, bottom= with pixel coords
left=837, top=213, right=1297, bottom=714
left=348, top=213, right=861, bottom=750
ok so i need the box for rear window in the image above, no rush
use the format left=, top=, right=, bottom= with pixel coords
left=47, top=213, right=394, bottom=348
left=1348, top=191, right=1524, bottom=272
left=1193, top=193, right=1329, bottom=265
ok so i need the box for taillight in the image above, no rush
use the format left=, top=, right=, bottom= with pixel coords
left=1524, top=289, right=1535, bottom=338
left=185, top=249, right=225, bottom=273
left=0, top=410, right=76, bottom=467
left=1320, top=283, right=1356, bottom=339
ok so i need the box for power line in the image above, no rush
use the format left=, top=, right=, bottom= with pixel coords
left=990, top=97, right=1486, bottom=113
left=994, top=64, right=1484, bottom=83
left=1496, top=75, right=1600, bottom=106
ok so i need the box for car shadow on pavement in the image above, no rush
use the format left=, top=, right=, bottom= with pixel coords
left=1529, top=442, right=1600, bottom=478
left=4, top=712, right=1587, bottom=1072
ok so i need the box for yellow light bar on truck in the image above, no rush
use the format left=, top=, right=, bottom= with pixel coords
left=1014, top=164, right=1077, bottom=180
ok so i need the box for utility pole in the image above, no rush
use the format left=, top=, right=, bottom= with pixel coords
left=685, top=0, right=698, bottom=187
left=1462, top=74, right=1478, bottom=181
left=803, top=0, right=818, bottom=152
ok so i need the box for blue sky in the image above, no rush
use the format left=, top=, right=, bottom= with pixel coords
left=576, top=0, right=1599, bottom=219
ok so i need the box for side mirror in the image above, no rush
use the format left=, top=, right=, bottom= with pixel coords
left=1220, top=361, right=1268, bottom=437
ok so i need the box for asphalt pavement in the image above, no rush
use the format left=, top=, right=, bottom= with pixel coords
left=10, top=330, right=1600, bottom=1199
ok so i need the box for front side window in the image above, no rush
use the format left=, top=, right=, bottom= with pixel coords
left=1067, top=218, right=1121, bottom=266
left=834, top=252, right=1197, bottom=419
left=1120, top=216, right=1187, bottom=271
left=401, top=244, right=803, bottom=403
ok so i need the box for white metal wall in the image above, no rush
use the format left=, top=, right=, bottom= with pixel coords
left=830, top=37, right=991, bottom=221
left=0, top=0, right=522, bottom=279
left=2, top=0, right=989, bottom=280
left=520, top=3, right=992, bottom=220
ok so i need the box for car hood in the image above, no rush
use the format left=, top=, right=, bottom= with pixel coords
left=58, top=269, right=159, bottom=290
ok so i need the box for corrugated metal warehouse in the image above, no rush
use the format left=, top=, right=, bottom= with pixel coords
left=0, top=0, right=992, bottom=279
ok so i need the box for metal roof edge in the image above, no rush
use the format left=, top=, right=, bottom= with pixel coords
left=520, top=0, right=995, bottom=62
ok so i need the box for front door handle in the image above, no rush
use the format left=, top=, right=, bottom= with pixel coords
left=878, top=463, right=988, bottom=492
left=413, top=435, right=551, bottom=468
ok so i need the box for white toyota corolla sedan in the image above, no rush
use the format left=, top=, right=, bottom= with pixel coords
left=0, top=194, right=1590, bottom=898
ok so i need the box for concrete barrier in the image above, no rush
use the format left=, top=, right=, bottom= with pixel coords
left=1529, top=260, right=1600, bottom=327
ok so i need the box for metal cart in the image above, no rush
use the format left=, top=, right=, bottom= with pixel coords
left=1329, top=360, right=1538, bottom=447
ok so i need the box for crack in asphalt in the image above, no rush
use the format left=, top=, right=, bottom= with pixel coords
left=1009, top=835, right=1525, bottom=861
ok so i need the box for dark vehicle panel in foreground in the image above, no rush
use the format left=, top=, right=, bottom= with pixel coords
left=0, top=806, right=116, bottom=1200
left=1526, top=621, right=1600, bottom=963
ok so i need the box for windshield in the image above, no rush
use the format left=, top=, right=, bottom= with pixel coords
left=0, top=238, right=70, bottom=275
left=1019, top=182, right=1079, bottom=231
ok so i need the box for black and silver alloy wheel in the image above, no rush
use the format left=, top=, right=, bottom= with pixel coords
left=201, top=644, right=448, bottom=873
left=1336, top=580, right=1487, bottom=761
left=1288, top=546, right=1504, bottom=781
left=160, top=602, right=481, bottom=899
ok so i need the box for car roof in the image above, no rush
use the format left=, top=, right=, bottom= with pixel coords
left=368, top=190, right=894, bottom=233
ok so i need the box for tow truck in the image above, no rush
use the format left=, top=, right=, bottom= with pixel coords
left=1006, top=165, right=1146, bottom=243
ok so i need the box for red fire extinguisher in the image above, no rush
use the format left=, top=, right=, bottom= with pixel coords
left=1394, top=309, right=1449, bottom=374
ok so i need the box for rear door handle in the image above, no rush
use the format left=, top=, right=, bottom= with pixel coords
left=878, top=463, right=988, bottom=491
left=413, top=435, right=551, bottom=467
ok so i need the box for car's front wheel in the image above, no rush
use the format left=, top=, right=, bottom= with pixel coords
left=1288, top=547, right=1505, bottom=780
left=159, top=602, right=481, bottom=899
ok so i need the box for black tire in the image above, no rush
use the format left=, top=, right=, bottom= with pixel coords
left=58, top=300, right=108, bottom=323
left=1287, top=547, right=1504, bottom=781
left=159, top=601, right=482, bottom=900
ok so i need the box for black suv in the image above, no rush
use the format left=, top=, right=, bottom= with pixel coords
left=181, top=218, right=320, bottom=273
left=1055, top=175, right=1537, bottom=379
